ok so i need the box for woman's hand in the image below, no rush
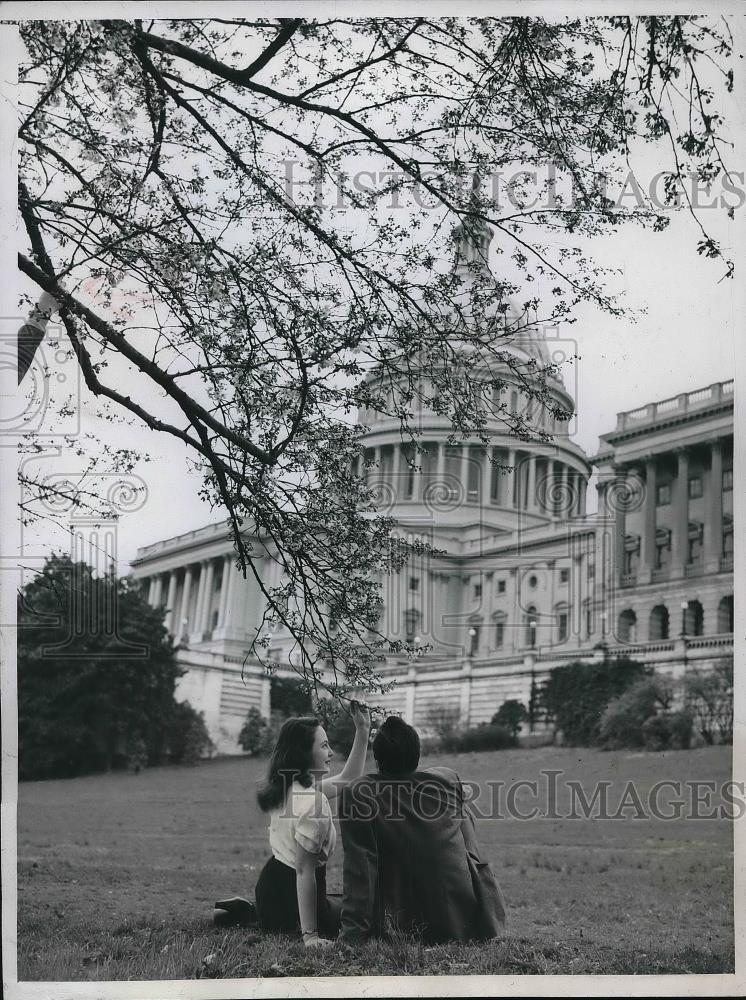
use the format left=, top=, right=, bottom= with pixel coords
left=350, top=700, right=371, bottom=733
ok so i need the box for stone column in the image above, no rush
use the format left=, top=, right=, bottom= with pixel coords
left=705, top=439, right=723, bottom=572
left=490, top=447, right=501, bottom=504
left=527, top=453, right=537, bottom=512
left=201, top=558, right=216, bottom=633
left=613, top=466, right=626, bottom=582
left=164, top=571, right=178, bottom=634
left=549, top=459, right=558, bottom=518
left=561, top=464, right=570, bottom=518
left=640, top=456, right=657, bottom=584
left=217, top=555, right=232, bottom=628
left=179, top=566, right=193, bottom=637
left=190, top=561, right=208, bottom=640
left=671, top=448, right=689, bottom=578
left=460, top=444, right=470, bottom=502
left=372, top=445, right=381, bottom=494
left=507, top=448, right=516, bottom=508
left=574, top=473, right=584, bottom=516
left=436, top=440, right=446, bottom=483
left=151, top=574, right=164, bottom=608
left=147, top=577, right=156, bottom=605
left=392, top=443, right=402, bottom=500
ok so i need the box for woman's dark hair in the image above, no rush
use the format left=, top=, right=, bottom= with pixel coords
left=373, top=716, right=420, bottom=775
left=256, top=717, right=320, bottom=812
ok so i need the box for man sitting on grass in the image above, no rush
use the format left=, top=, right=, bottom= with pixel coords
left=337, top=715, right=506, bottom=945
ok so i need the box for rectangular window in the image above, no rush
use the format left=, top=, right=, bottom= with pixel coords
left=558, top=613, right=568, bottom=642
left=409, top=577, right=419, bottom=592
left=585, top=607, right=593, bottom=638
left=656, top=483, right=671, bottom=506
left=723, top=530, right=734, bottom=556
left=723, top=468, right=733, bottom=492
left=655, top=543, right=671, bottom=570
left=688, top=476, right=703, bottom=499
left=474, top=583, right=482, bottom=600
left=559, top=568, right=569, bottom=584
left=624, top=550, right=639, bottom=575
left=497, top=579, right=506, bottom=594
left=495, top=621, right=505, bottom=648
left=588, top=562, right=595, bottom=580
left=688, top=536, right=702, bottom=564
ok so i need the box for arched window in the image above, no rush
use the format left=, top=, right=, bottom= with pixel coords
left=524, top=605, right=538, bottom=648
left=554, top=603, right=569, bottom=643
left=617, top=609, right=637, bottom=644
left=717, top=595, right=734, bottom=634
left=649, top=605, right=670, bottom=641
left=493, top=611, right=507, bottom=649
left=683, top=600, right=704, bottom=637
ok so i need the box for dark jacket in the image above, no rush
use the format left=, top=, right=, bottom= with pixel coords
left=338, top=765, right=505, bottom=944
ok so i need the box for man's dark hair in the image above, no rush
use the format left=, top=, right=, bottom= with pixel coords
left=373, top=716, right=420, bottom=775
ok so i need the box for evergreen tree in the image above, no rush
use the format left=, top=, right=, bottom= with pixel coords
left=18, top=554, right=183, bottom=779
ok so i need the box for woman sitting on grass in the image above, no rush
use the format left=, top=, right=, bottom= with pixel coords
left=216, top=702, right=370, bottom=949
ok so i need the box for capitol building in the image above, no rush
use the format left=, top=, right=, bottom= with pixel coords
left=131, top=223, right=734, bottom=753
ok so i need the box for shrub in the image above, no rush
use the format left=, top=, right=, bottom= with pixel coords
left=453, top=724, right=516, bottom=753
left=598, top=676, right=673, bottom=750
left=667, top=709, right=694, bottom=750
left=640, top=713, right=670, bottom=751
left=538, top=656, right=649, bottom=746
left=168, top=701, right=214, bottom=765
left=423, top=704, right=463, bottom=752
left=684, top=658, right=733, bottom=745
left=238, top=707, right=270, bottom=755
left=640, top=710, right=694, bottom=751
left=491, top=700, right=528, bottom=739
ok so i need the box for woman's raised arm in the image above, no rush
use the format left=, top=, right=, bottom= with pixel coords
left=319, top=701, right=371, bottom=801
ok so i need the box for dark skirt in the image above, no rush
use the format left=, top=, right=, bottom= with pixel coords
left=254, top=856, right=341, bottom=938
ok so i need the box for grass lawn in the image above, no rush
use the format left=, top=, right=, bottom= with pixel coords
left=16, top=745, right=734, bottom=980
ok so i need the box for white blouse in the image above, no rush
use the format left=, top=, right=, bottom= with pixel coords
left=268, top=781, right=336, bottom=869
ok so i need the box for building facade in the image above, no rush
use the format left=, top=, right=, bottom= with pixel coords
left=130, top=225, right=734, bottom=751
left=131, top=376, right=733, bottom=753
